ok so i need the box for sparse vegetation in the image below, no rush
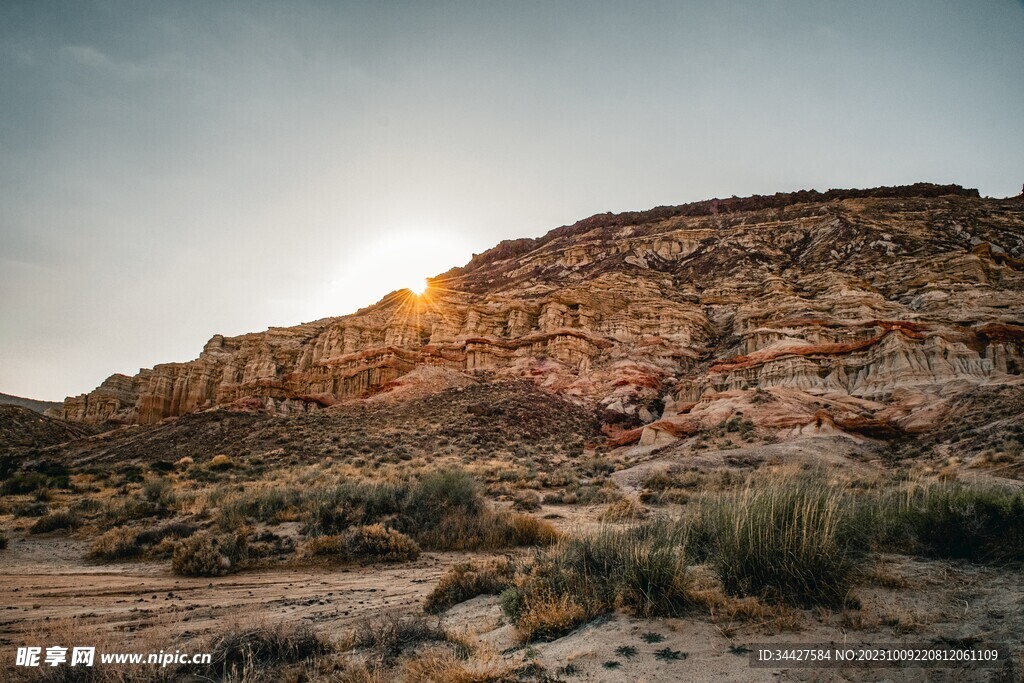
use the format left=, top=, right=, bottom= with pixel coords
left=201, top=622, right=333, bottom=680
left=343, top=524, right=421, bottom=564
left=504, top=520, right=694, bottom=641
left=29, top=510, right=80, bottom=534
left=171, top=530, right=247, bottom=576
left=708, top=475, right=867, bottom=607
left=874, top=479, right=1024, bottom=562
left=424, top=558, right=515, bottom=614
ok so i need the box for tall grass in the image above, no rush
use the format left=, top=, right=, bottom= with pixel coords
left=872, top=479, right=1024, bottom=562
left=505, top=520, right=694, bottom=641
left=708, top=476, right=868, bottom=608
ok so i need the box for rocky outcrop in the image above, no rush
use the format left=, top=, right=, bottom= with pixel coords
left=58, top=185, right=1024, bottom=442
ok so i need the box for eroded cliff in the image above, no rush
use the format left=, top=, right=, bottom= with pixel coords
left=56, top=184, right=1024, bottom=445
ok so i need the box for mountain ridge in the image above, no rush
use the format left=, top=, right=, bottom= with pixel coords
left=52, top=183, right=1024, bottom=452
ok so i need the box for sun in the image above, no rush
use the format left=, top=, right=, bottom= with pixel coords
left=407, top=278, right=428, bottom=296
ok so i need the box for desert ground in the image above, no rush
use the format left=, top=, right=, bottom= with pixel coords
left=3, top=405, right=1023, bottom=682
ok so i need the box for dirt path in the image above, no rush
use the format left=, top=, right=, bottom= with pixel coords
left=0, top=536, right=476, bottom=648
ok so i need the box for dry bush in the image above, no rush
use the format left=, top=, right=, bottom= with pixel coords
left=199, top=621, right=333, bottom=681
left=171, top=530, right=246, bottom=576
left=502, top=520, right=695, bottom=642
left=514, top=593, right=589, bottom=643
left=209, top=454, right=234, bottom=471
left=599, top=498, right=647, bottom=522
left=303, top=534, right=346, bottom=558
left=403, top=647, right=511, bottom=683
left=511, top=490, right=541, bottom=512
left=344, top=524, right=420, bottom=564
left=89, top=526, right=142, bottom=561
left=345, top=613, right=449, bottom=667
left=423, top=558, right=515, bottom=614
left=29, top=510, right=80, bottom=534
left=417, top=509, right=557, bottom=551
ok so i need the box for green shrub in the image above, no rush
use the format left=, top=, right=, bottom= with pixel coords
left=876, top=481, right=1024, bottom=563
left=1, top=471, right=49, bottom=495
left=172, top=531, right=247, bottom=576
left=406, top=469, right=481, bottom=527
left=423, top=559, right=514, bottom=614
left=709, top=477, right=867, bottom=607
left=29, top=510, right=80, bottom=534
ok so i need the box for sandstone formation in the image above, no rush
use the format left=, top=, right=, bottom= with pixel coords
left=55, top=184, right=1024, bottom=446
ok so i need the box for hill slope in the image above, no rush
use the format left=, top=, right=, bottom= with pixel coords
left=53, top=184, right=1024, bottom=450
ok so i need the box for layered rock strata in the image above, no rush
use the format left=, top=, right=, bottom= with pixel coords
left=56, top=184, right=1024, bottom=444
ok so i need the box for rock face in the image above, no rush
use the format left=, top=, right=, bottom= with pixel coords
left=57, top=184, right=1024, bottom=444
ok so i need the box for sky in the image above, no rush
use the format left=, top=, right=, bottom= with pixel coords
left=1, top=1, right=1022, bottom=401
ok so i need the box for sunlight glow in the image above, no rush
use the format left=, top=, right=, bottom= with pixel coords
left=407, top=278, right=428, bottom=296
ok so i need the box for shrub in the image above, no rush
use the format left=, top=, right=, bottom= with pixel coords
left=89, top=527, right=142, bottom=561
left=0, top=532, right=7, bottom=550
left=1, top=471, right=49, bottom=495
left=202, top=622, right=332, bottom=680
left=209, top=454, right=234, bottom=471
left=514, top=593, right=589, bottom=643
left=303, top=534, right=346, bottom=558
left=344, top=524, right=421, bottom=564
left=599, top=498, right=647, bottom=522
left=347, top=613, right=449, bottom=666
left=406, top=469, right=481, bottom=527
left=505, top=520, right=694, bottom=641
left=709, top=477, right=867, bottom=607
left=172, top=531, right=247, bottom=576
left=876, top=481, right=1024, bottom=562
left=143, top=477, right=175, bottom=507
left=416, top=509, right=557, bottom=551
left=512, top=490, right=542, bottom=512
left=424, top=559, right=515, bottom=614
left=13, top=501, right=49, bottom=517
left=29, top=510, right=80, bottom=534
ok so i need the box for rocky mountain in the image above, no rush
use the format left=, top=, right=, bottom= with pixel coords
left=54, top=183, right=1024, bottom=449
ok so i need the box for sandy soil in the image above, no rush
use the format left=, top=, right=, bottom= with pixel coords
left=441, top=555, right=1024, bottom=682
left=0, top=535, right=476, bottom=647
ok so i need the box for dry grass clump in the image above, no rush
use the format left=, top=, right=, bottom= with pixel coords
left=29, top=510, right=80, bottom=534
left=89, top=526, right=143, bottom=560
left=511, top=489, right=541, bottom=511
left=199, top=621, right=333, bottom=681
left=502, top=520, right=695, bottom=642
left=415, top=508, right=557, bottom=551
left=345, top=612, right=451, bottom=667
left=171, top=530, right=247, bottom=576
left=423, top=558, right=515, bottom=614
left=513, top=592, right=590, bottom=643
left=402, top=648, right=512, bottom=683
left=599, top=497, right=647, bottom=522
left=208, top=454, right=234, bottom=470
left=708, top=475, right=868, bottom=608
left=344, top=524, right=421, bottom=563
left=88, top=522, right=197, bottom=562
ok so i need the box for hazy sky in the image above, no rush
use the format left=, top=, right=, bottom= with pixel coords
left=2, top=1, right=1022, bottom=401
